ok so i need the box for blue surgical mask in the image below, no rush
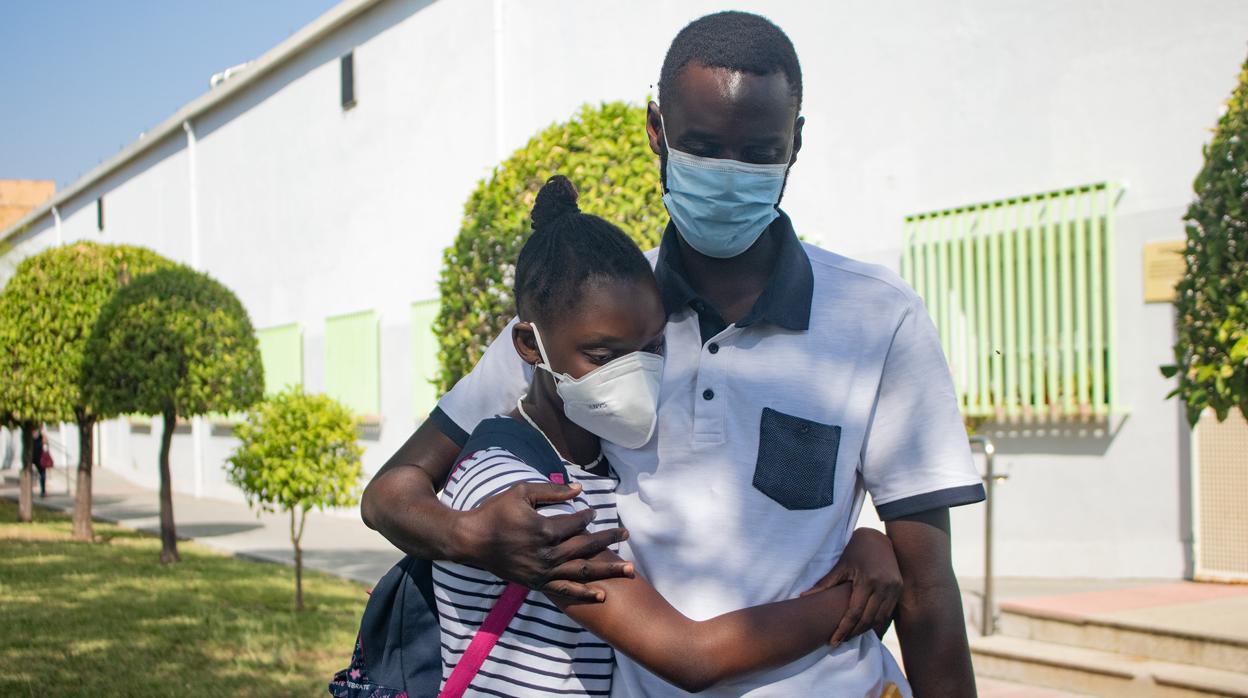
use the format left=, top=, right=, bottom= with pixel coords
left=661, top=117, right=788, bottom=259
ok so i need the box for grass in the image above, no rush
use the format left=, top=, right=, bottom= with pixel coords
left=0, top=499, right=368, bottom=697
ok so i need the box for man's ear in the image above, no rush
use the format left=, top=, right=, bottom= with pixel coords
left=512, top=321, right=541, bottom=366
left=790, top=114, right=805, bottom=167
left=646, top=101, right=664, bottom=157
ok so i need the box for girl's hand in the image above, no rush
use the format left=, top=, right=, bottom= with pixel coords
left=801, top=527, right=902, bottom=646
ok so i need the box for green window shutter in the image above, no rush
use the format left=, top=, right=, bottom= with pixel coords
left=411, top=300, right=440, bottom=420
left=325, top=310, right=380, bottom=417
left=902, top=183, right=1119, bottom=420
left=257, top=323, right=303, bottom=395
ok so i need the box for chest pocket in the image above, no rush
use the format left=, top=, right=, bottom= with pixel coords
left=753, top=407, right=840, bottom=510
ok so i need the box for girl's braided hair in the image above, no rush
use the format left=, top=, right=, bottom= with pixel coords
left=514, top=175, right=654, bottom=324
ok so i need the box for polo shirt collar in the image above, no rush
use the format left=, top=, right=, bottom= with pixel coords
left=653, top=210, right=814, bottom=332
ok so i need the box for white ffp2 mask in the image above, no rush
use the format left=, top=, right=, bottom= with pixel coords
left=531, top=324, right=664, bottom=449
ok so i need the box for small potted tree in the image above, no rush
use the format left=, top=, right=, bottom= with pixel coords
left=227, top=387, right=362, bottom=610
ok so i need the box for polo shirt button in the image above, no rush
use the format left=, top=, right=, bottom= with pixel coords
left=703, top=389, right=715, bottom=401
left=708, top=343, right=719, bottom=354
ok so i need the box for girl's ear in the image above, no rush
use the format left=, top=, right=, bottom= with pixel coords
left=512, top=321, right=542, bottom=366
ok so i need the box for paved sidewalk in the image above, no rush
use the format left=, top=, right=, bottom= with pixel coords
left=0, top=466, right=403, bottom=585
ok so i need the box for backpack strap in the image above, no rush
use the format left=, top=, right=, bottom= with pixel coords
left=438, top=417, right=570, bottom=698
left=451, top=416, right=570, bottom=483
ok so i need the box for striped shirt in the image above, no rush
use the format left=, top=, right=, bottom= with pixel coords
left=434, top=445, right=619, bottom=697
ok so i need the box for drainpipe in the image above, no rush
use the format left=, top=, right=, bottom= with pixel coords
left=183, top=120, right=201, bottom=269
left=52, top=205, right=63, bottom=245
left=59, top=423, right=71, bottom=494
left=53, top=205, right=67, bottom=487
left=183, top=119, right=204, bottom=499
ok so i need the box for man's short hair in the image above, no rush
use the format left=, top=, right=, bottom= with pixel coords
left=658, top=11, right=803, bottom=112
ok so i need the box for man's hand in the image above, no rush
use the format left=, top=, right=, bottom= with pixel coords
left=457, top=481, right=634, bottom=602
left=801, top=527, right=901, bottom=645
left=362, top=421, right=633, bottom=604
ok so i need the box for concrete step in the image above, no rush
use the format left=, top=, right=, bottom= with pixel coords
left=971, top=635, right=1248, bottom=698
left=999, top=603, right=1248, bottom=672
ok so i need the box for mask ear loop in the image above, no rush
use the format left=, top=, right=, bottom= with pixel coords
left=529, top=322, right=561, bottom=383
left=658, top=113, right=672, bottom=195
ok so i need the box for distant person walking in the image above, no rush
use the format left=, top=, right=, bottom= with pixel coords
left=32, top=425, right=49, bottom=498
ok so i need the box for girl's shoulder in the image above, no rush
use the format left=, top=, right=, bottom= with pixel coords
left=442, top=446, right=547, bottom=512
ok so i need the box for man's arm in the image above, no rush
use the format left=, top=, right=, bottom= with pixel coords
left=361, top=418, right=631, bottom=601
left=886, top=506, right=976, bottom=698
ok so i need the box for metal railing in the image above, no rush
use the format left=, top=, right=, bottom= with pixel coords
left=970, top=434, right=1006, bottom=636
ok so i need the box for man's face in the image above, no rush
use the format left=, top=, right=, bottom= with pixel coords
left=647, top=62, right=803, bottom=175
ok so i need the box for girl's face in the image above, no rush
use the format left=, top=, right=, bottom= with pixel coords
left=514, top=275, right=666, bottom=380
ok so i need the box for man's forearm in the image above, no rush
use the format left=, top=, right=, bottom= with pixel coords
left=362, top=464, right=466, bottom=561
left=887, top=508, right=977, bottom=698
left=361, top=418, right=471, bottom=560
left=894, top=577, right=976, bottom=696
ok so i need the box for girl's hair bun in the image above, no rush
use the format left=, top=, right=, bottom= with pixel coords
left=531, top=175, right=581, bottom=229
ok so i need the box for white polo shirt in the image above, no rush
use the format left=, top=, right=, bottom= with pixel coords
left=433, top=212, right=984, bottom=698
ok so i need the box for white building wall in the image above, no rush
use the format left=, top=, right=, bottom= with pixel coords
left=4, top=0, right=1247, bottom=578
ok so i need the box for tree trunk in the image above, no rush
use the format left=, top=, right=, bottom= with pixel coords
left=73, top=416, right=95, bottom=541
left=17, top=424, right=33, bottom=523
left=158, top=408, right=180, bottom=564
left=291, top=507, right=308, bottom=611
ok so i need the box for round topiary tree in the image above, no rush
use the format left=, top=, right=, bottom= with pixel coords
left=226, top=387, right=363, bottom=611
left=83, top=265, right=263, bottom=563
left=0, top=242, right=172, bottom=536
left=1164, top=56, right=1248, bottom=425
left=434, top=101, right=666, bottom=392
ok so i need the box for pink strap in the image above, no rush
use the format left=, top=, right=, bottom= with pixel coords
left=438, top=582, right=529, bottom=698
left=438, top=471, right=566, bottom=697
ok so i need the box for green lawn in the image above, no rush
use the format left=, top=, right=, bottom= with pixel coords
left=0, top=499, right=367, bottom=696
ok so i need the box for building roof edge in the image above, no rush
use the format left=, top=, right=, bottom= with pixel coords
left=1, top=0, right=387, bottom=245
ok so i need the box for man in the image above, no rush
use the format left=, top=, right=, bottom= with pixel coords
left=363, top=11, right=983, bottom=696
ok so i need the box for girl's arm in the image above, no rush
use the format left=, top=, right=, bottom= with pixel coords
left=550, top=550, right=852, bottom=693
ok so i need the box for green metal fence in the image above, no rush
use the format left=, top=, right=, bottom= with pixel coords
left=902, top=183, right=1118, bottom=420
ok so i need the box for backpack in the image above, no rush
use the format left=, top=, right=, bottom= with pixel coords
left=329, top=417, right=570, bottom=698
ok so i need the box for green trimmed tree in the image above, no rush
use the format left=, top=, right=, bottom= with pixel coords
left=435, top=101, right=666, bottom=391
left=226, top=388, right=363, bottom=610
left=1164, top=57, right=1248, bottom=425
left=83, top=265, right=263, bottom=563
left=0, top=243, right=171, bottom=534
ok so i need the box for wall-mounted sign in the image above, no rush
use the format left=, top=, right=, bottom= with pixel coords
left=1143, top=240, right=1186, bottom=303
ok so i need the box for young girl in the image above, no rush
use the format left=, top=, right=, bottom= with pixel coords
left=432, top=175, right=892, bottom=696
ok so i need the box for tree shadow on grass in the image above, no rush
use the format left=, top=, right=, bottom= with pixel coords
left=0, top=500, right=366, bottom=697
